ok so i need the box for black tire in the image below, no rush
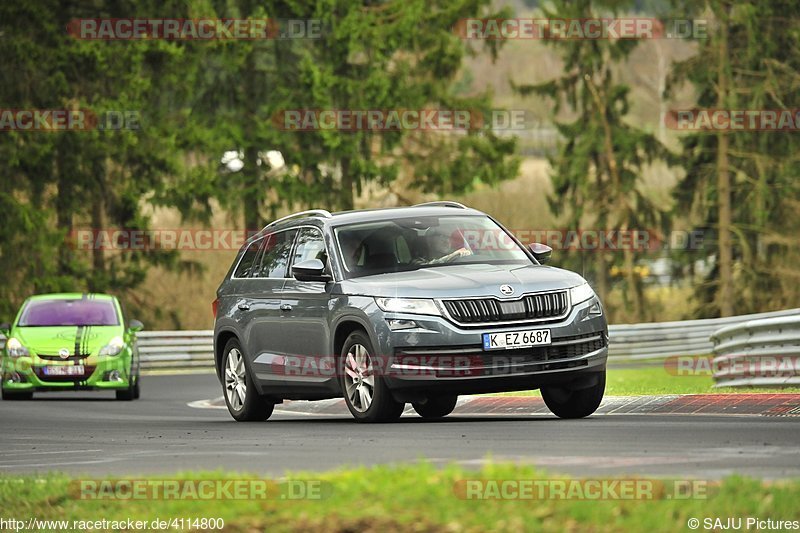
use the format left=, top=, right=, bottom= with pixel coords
left=222, top=338, right=274, bottom=422
left=412, top=395, right=458, bottom=419
left=116, top=373, right=140, bottom=401
left=541, top=372, right=606, bottom=419
left=2, top=389, right=33, bottom=401
left=340, top=330, right=404, bottom=423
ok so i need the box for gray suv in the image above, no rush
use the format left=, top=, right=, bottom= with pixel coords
left=213, top=202, right=608, bottom=423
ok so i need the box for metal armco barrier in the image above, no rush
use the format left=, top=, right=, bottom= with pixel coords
left=608, top=308, right=799, bottom=361
left=136, top=330, right=215, bottom=371
left=1, top=308, right=798, bottom=371
left=711, top=314, right=800, bottom=388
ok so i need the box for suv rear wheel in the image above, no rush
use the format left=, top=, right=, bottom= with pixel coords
left=541, top=372, right=605, bottom=419
left=340, top=330, right=404, bottom=423
left=412, top=395, right=458, bottom=419
left=222, top=338, right=274, bottom=422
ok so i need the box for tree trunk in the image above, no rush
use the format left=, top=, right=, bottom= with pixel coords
left=585, top=72, right=643, bottom=321
left=89, top=162, right=106, bottom=292
left=242, top=146, right=261, bottom=232
left=340, top=157, right=354, bottom=211
left=242, top=49, right=262, bottom=232
left=716, top=6, right=734, bottom=317
left=55, top=138, right=75, bottom=277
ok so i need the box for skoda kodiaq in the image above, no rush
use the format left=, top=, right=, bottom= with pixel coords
left=213, top=202, right=608, bottom=423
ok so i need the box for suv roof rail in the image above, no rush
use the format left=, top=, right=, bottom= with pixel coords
left=412, top=201, right=468, bottom=209
left=265, top=209, right=333, bottom=229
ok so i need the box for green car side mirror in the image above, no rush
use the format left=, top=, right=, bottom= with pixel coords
left=128, top=319, right=144, bottom=333
left=0, top=322, right=10, bottom=336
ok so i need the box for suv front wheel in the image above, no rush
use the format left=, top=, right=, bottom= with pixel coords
left=412, top=395, right=458, bottom=419
left=340, top=330, right=404, bottom=423
left=541, top=372, right=605, bottom=419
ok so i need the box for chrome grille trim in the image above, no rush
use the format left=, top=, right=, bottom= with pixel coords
left=439, top=290, right=570, bottom=327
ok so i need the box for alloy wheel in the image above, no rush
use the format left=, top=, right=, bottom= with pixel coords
left=343, top=343, right=375, bottom=412
left=225, top=347, right=247, bottom=411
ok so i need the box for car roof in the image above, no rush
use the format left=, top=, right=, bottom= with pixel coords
left=27, top=293, right=116, bottom=302
left=263, top=205, right=487, bottom=234
left=326, top=205, right=486, bottom=227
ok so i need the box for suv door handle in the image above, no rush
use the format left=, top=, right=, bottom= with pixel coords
left=237, top=302, right=251, bottom=311
left=280, top=303, right=292, bottom=312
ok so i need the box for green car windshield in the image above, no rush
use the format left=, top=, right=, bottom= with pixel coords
left=18, top=299, right=119, bottom=327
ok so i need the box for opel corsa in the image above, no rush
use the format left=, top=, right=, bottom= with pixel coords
left=213, top=202, right=608, bottom=423
left=1, top=293, right=142, bottom=401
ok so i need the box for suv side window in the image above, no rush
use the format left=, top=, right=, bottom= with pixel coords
left=233, top=238, right=264, bottom=278
left=292, top=227, right=328, bottom=267
left=257, top=229, right=297, bottom=278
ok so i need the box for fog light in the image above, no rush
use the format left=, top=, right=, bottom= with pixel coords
left=4, top=372, right=24, bottom=384
left=105, top=370, right=123, bottom=382
left=387, top=319, right=418, bottom=331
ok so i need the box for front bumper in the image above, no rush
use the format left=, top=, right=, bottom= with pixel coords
left=1, top=354, right=133, bottom=391
left=371, top=296, right=608, bottom=399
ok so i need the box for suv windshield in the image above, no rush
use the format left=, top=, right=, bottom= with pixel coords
left=334, top=215, right=531, bottom=278
left=18, top=299, right=119, bottom=327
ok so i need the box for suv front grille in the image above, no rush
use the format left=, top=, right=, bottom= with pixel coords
left=442, top=290, right=569, bottom=324
left=395, top=332, right=607, bottom=365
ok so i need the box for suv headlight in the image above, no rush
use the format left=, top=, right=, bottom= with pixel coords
left=99, top=336, right=125, bottom=356
left=374, top=298, right=441, bottom=316
left=570, top=282, right=596, bottom=305
left=5, top=338, right=30, bottom=358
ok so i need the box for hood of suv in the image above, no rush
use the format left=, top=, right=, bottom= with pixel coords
left=338, top=263, right=586, bottom=299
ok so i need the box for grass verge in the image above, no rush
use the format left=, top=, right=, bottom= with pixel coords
left=1, top=463, right=798, bottom=532
left=495, top=365, right=800, bottom=397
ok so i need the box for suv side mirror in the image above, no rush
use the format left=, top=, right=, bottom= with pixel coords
left=292, top=259, right=331, bottom=282
left=0, top=322, right=9, bottom=336
left=528, top=242, right=553, bottom=264
left=128, top=319, right=144, bottom=332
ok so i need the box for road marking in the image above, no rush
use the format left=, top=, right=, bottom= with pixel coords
left=0, top=449, right=102, bottom=456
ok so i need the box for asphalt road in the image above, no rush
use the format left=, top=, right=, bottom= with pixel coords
left=1, top=374, right=799, bottom=479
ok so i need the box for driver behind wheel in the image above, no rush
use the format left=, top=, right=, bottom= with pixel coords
left=411, top=230, right=472, bottom=265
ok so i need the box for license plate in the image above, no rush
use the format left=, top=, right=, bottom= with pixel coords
left=43, top=365, right=84, bottom=376
left=483, top=329, right=551, bottom=351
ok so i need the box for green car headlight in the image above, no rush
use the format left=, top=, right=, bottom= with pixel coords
left=99, top=336, right=125, bottom=356
left=5, top=338, right=30, bottom=358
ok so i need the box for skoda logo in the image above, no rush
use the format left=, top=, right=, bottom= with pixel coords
left=58, top=348, right=70, bottom=359
left=499, top=284, right=514, bottom=296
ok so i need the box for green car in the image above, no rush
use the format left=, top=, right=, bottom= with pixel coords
left=1, top=293, right=142, bottom=401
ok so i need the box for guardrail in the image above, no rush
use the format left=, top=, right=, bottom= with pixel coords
left=1, top=308, right=797, bottom=371
left=711, top=314, right=800, bottom=388
left=608, top=308, right=799, bottom=361
left=137, top=330, right=215, bottom=371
